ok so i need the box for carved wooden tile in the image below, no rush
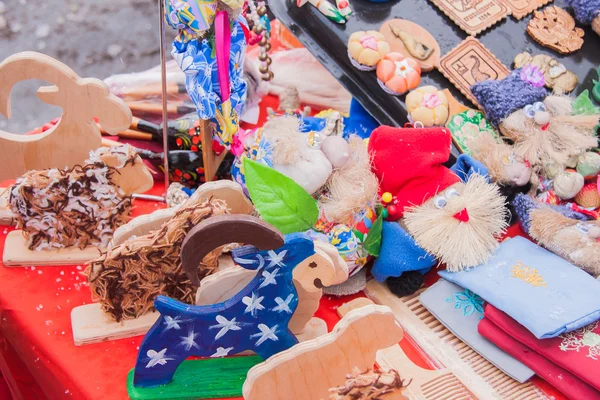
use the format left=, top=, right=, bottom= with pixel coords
left=438, top=37, right=510, bottom=107
left=429, top=0, right=510, bottom=36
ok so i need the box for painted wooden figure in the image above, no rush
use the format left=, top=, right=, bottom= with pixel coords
left=133, top=215, right=333, bottom=388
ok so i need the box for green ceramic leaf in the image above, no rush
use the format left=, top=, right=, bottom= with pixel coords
left=362, top=212, right=383, bottom=257
left=244, top=158, right=319, bottom=234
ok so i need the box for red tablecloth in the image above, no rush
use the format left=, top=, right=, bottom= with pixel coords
left=0, top=191, right=566, bottom=399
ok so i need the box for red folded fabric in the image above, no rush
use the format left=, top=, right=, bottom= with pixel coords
left=484, top=304, right=600, bottom=392
left=479, top=317, right=600, bottom=400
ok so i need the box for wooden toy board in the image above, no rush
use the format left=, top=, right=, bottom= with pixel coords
left=271, top=0, right=600, bottom=159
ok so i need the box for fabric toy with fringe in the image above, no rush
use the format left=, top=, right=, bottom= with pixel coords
left=529, top=207, right=600, bottom=277
left=472, top=69, right=599, bottom=178
left=369, top=126, right=508, bottom=296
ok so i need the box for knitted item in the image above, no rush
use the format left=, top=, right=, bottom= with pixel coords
left=371, top=221, right=435, bottom=281
left=566, top=0, right=600, bottom=24
left=471, top=69, right=547, bottom=127
left=386, top=271, right=425, bottom=297
left=512, top=193, right=592, bottom=234
left=368, top=125, right=460, bottom=218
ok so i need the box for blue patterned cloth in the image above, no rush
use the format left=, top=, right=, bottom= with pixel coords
left=172, top=16, right=248, bottom=146
left=439, top=236, right=600, bottom=339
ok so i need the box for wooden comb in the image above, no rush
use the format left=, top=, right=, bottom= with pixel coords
left=338, top=298, right=474, bottom=400
left=365, top=280, right=547, bottom=400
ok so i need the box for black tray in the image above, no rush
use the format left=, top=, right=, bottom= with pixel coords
left=270, top=0, right=600, bottom=129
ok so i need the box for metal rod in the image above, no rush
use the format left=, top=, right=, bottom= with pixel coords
left=158, top=0, right=170, bottom=201
left=132, top=194, right=169, bottom=202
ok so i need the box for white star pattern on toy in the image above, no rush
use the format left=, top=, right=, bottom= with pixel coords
left=145, top=348, right=174, bottom=368
left=259, top=268, right=280, bottom=289
left=179, top=329, right=200, bottom=351
left=211, top=346, right=234, bottom=358
left=251, top=324, right=279, bottom=346
left=235, top=253, right=265, bottom=270
left=242, top=292, right=265, bottom=317
left=266, top=250, right=287, bottom=268
left=210, top=315, right=242, bottom=340
left=272, top=294, right=294, bottom=314
left=163, top=315, right=183, bottom=331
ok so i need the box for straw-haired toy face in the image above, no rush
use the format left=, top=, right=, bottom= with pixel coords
left=403, top=175, right=508, bottom=272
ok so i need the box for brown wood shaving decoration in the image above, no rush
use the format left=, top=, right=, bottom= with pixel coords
left=85, top=198, right=228, bottom=322
left=329, top=367, right=410, bottom=400
left=527, top=6, right=585, bottom=54
left=9, top=155, right=136, bottom=251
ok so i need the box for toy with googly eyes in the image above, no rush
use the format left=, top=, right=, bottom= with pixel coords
left=368, top=125, right=508, bottom=297
left=465, top=132, right=533, bottom=188
left=529, top=207, right=600, bottom=277
left=472, top=67, right=599, bottom=180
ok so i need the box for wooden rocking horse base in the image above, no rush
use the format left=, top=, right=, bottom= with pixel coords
left=127, top=355, right=264, bottom=400
left=2, top=231, right=101, bottom=267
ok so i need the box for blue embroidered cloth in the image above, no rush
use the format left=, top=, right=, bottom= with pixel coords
left=420, top=279, right=534, bottom=383
left=172, top=16, right=247, bottom=145
left=371, top=221, right=436, bottom=282
left=439, top=236, right=600, bottom=339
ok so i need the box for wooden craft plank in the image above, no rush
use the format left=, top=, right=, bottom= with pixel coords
left=127, top=356, right=263, bottom=400
left=364, top=280, right=545, bottom=400
left=2, top=230, right=101, bottom=267
left=242, top=304, right=403, bottom=400
left=71, top=303, right=159, bottom=346
left=0, top=52, right=131, bottom=181
left=438, top=37, right=510, bottom=108
left=429, top=0, right=509, bottom=36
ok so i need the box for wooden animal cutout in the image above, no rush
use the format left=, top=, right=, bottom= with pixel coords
left=3, top=144, right=153, bottom=267
left=242, top=304, right=403, bottom=400
left=133, top=218, right=318, bottom=387
left=0, top=52, right=131, bottom=180
left=72, top=179, right=255, bottom=346
left=196, top=241, right=349, bottom=335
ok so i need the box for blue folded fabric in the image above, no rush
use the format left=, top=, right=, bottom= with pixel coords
left=420, top=279, right=534, bottom=383
left=439, top=236, right=600, bottom=339
left=450, top=154, right=490, bottom=183
left=371, top=221, right=435, bottom=282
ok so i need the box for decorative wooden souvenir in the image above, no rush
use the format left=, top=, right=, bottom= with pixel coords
left=242, top=304, right=403, bottom=400
left=132, top=218, right=343, bottom=388
left=0, top=52, right=131, bottom=181
left=513, top=52, right=578, bottom=93
left=438, top=37, right=510, bottom=108
left=443, top=89, right=498, bottom=155
left=379, top=19, right=441, bottom=72
left=201, top=119, right=230, bottom=182
left=72, top=181, right=254, bottom=345
left=527, top=6, right=585, bottom=54
left=3, top=145, right=153, bottom=267
left=501, top=0, right=553, bottom=20
left=196, top=240, right=348, bottom=335
left=363, top=281, right=547, bottom=399
left=428, top=0, right=509, bottom=36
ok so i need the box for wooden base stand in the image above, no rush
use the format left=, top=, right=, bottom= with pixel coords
left=127, top=356, right=263, bottom=400
left=2, top=231, right=101, bottom=267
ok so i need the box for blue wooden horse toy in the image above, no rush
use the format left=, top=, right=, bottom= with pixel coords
left=133, top=214, right=319, bottom=387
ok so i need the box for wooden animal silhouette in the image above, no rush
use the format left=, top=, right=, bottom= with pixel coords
left=195, top=240, right=349, bottom=335
left=468, top=55, right=491, bottom=82
left=242, top=304, right=404, bottom=400
left=133, top=215, right=342, bottom=387
left=0, top=52, right=132, bottom=180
